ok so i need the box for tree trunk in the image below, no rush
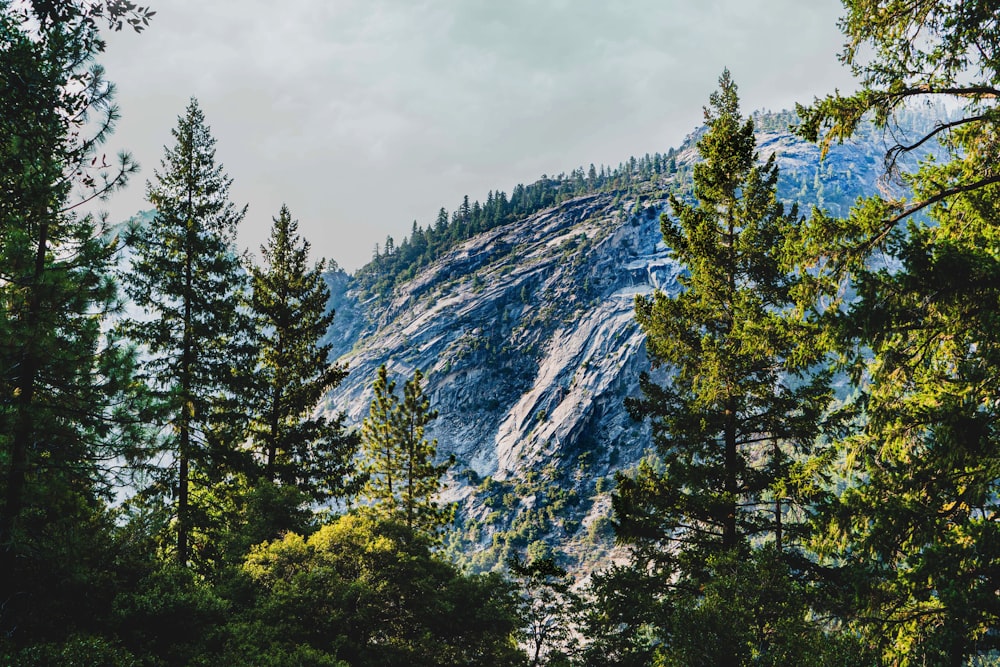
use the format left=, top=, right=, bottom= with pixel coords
left=722, top=399, right=738, bottom=550
left=265, top=384, right=280, bottom=482
left=178, top=218, right=193, bottom=567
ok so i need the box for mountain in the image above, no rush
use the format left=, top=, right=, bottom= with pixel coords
left=319, top=109, right=944, bottom=572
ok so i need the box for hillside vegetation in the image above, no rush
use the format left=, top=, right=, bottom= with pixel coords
left=3, top=1, right=1000, bottom=666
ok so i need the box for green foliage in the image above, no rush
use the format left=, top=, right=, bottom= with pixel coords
left=9, top=2, right=1000, bottom=664
left=817, top=205, right=1000, bottom=664
left=579, top=551, right=869, bottom=667
left=620, top=71, right=830, bottom=562
left=606, top=71, right=836, bottom=667
left=233, top=512, right=525, bottom=666
left=25, top=0, right=155, bottom=33
left=794, top=2, right=1000, bottom=664
left=245, top=204, right=359, bottom=542
left=509, top=555, right=580, bottom=666
left=798, top=0, right=1000, bottom=160
left=0, top=0, right=144, bottom=642
left=651, top=549, right=868, bottom=667
left=2, top=634, right=139, bottom=667
left=112, top=564, right=230, bottom=665
left=361, top=365, right=453, bottom=536
left=444, top=462, right=606, bottom=575
left=576, top=564, right=665, bottom=667
left=121, top=98, right=252, bottom=569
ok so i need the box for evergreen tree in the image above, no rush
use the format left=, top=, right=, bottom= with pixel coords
left=0, top=0, right=145, bottom=640
left=817, top=191, right=1000, bottom=665
left=248, top=204, right=358, bottom=512
left=396, top=368, right=452, bottom=533
left=122, top=98, right=251, bottom=568
left=460, top=194, right=471, bottom=222
left=435, top=206, right=449, bottom=235
left=360, top=366, right=452, bottom=536
left=360, top=365, right=399, bottom=513
left=612, top=72, right=833, bottom=667
left=796, top=2, right=1000, bottom=662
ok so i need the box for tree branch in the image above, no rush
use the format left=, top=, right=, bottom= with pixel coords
left=888, top=171, right=1000, bottom=226
left=885, top=113, right=988, bottom=174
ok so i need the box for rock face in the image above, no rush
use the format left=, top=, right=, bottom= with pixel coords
left=319, top=112, right=940, bottom=571
left=327, top=192, right=668, bottom=473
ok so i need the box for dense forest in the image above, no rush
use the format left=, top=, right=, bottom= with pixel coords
left=3, top=1, right=1000, bottom=665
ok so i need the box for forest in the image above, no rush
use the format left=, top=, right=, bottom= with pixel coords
left=2, top=0, right=1000, bottom=665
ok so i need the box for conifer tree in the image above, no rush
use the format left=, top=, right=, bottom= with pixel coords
left=360, top=366, right=452, bottom=536
left=796, top=2, right=1000, bottom=662
left=122, top=98, right=251, bottom=568
left=435, top=206, right=449, bottom=233
left=612, top=71, right=834, bottom=667
left=361, top=366, right=399, bottom=514
left=248, top=204, right=358, bottom=507
left=396, top=368, right=451, bottom=533
left=620, top=70, right=827, bottom=559
left=0, top=0, right=144, bottom=637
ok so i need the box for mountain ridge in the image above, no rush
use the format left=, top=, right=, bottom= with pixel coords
left=320, top=107, right=943, bottom=571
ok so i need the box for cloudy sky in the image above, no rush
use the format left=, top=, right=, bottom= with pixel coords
left=99, top=1, right=857, bottom=271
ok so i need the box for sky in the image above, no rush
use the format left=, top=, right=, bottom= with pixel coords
left=98, top=1, right=857, bottom=272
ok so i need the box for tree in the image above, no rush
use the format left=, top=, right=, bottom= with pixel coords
left=435, top=206, right=449, bottom=235
left=649, top=549, right=868, bottom=667
left=0, top=0, right=145, bottom=640
left=509, top=555, right=579, bottom=667
left=359, top=366, right=397, bottom=516
left=122, top=98, right=251, bottom=568
left=619, top=70, right=828, bottom=559
left=796, top=3, right=1000, bottom=663
left=612, top=72, right=833, bottom=667
left=819, top=214, right=1000, bottom=664
left=246, top=204, right=358, bottom=538
left=360, top=366, right=452, bottom=537
left=797, top=0, right=1000, bottom=263
left=236, top=512, right=526, bottom=666
left=25, top=0, right=154, bottom=33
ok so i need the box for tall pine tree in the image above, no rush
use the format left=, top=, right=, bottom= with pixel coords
left=0, top=0, right=144, bottom=639
left=611, top=71, right=835, bottom=667
left=247, top=204, right=358, bottom=531
left=796, top=2, right=1000, bottom=662
left=122, top=98, right=251, bottom=568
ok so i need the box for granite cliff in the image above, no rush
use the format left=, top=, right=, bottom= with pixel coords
left=319, top=110, right=940, bottom=570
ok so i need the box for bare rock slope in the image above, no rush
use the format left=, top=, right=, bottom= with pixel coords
left=320, top=114, right=933, bottom=570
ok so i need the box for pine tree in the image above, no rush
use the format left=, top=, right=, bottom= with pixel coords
left=248, top=204, right=357, bottom=507
left=435, top=207, right=449, bottom=235
left=612, top=72, right=833, bottom=667
left=360, top=366, right=399, bottom=516
left=360, top=366, right=452, bottom=536
left=0, top=1, right=144, bottom=637
left=620, top=70, right=827, bottom=557
left=819, top=194, right=1000, bottom=665
left=459, top=194, right=471, bottom=222
left=122, top=98, right=251, bottom=568
left=796, top=3, right=1000, bottom=662
left=396, top=369, right=451, bottom=533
